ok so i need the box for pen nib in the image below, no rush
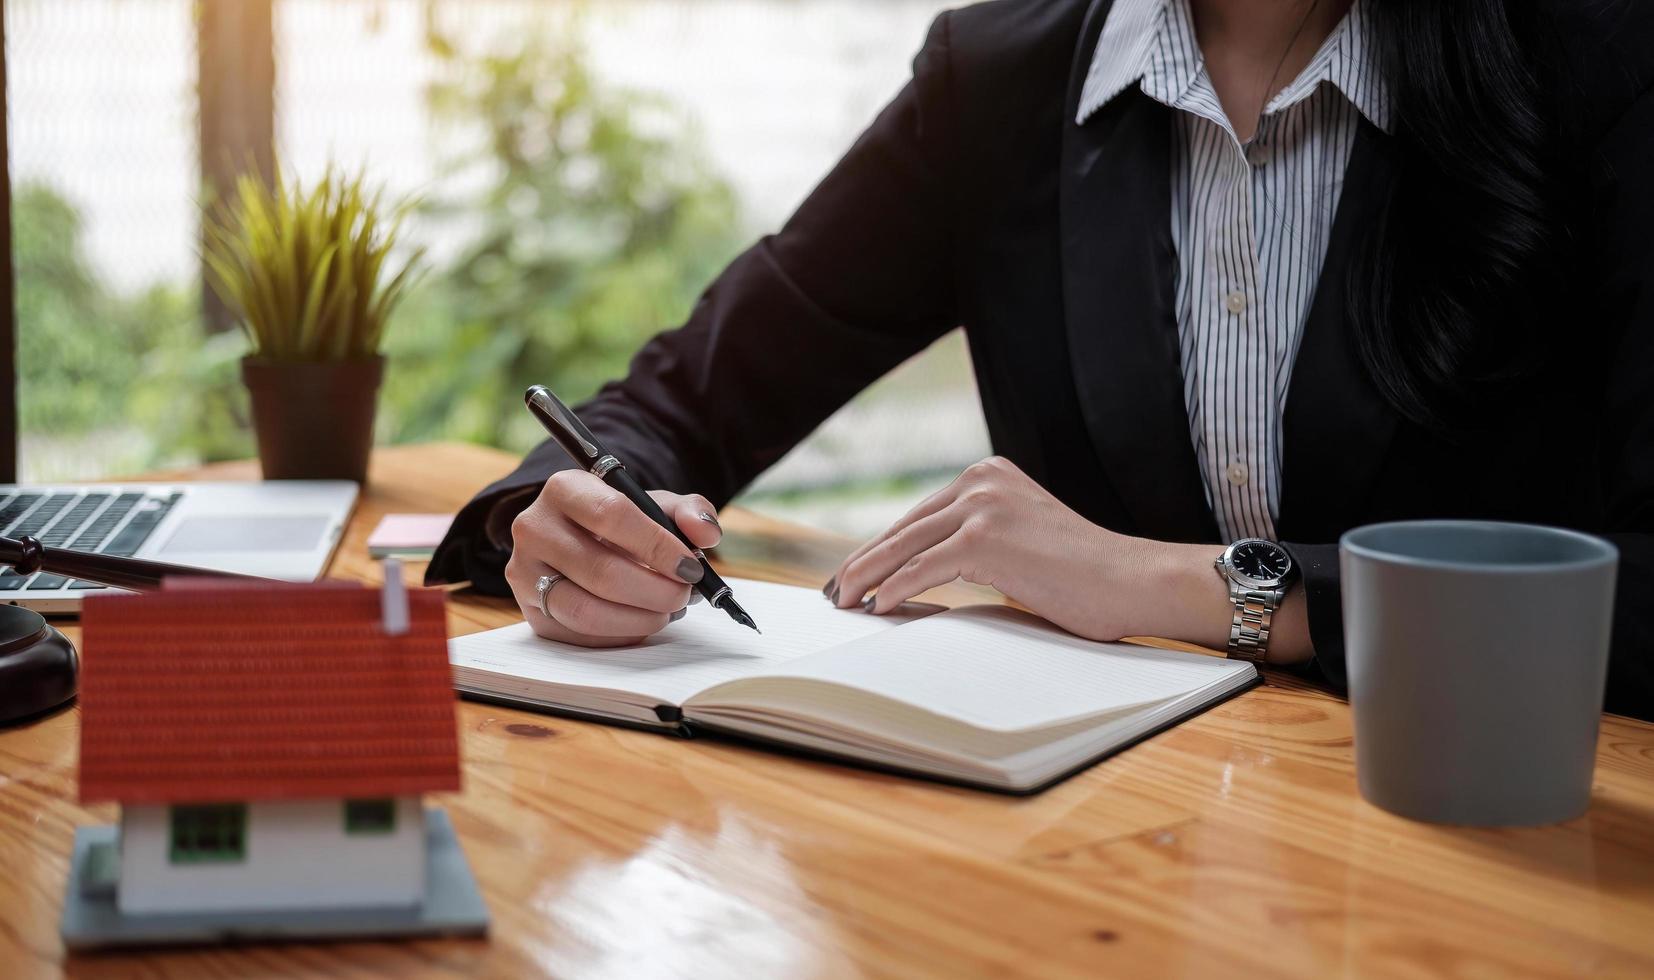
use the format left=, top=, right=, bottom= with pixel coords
left=719, top=596, right=761, bottom=634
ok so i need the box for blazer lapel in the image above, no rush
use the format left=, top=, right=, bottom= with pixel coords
left=1059, top=11, right=1219, bottom=543
left=1278, top=119, right=1402, bottom=540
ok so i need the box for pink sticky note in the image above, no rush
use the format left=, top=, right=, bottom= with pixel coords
left=366, top=514, right=455, bottom=558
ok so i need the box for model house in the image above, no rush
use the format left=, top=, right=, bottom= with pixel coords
left=75, top=574, right=463, bottom=918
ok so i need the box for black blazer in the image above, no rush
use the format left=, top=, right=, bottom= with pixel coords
left=430, top=0, right=1654, bottom=720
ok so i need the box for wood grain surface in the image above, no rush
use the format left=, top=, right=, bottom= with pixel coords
left=3, top=443, right=1651, bottom=978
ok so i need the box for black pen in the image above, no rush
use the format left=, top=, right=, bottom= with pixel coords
left=524, top=385, right=760, bottom=634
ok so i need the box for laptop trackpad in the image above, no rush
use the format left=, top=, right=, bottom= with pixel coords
left=159, top=516, right=330, bottom=554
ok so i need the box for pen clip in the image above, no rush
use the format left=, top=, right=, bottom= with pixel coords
left=526, top=385, right=603, bottom=462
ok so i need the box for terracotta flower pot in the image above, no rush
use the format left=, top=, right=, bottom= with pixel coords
left=241, top=356, right=384, bottom=484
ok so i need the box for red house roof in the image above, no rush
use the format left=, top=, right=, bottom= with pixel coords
left=78, top=583, right=461, bottom=805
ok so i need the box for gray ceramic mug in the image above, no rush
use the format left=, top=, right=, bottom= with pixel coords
left=1339, top=520, right=1618, bottom=826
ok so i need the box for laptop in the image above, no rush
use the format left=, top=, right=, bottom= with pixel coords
left=0, top=481, right=358, bottom=614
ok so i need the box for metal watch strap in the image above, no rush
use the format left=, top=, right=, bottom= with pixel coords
left=1227, top=585, right=1284, bottom=664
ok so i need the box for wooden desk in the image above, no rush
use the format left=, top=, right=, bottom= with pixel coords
left=4, top=443, right=1652, bottom=978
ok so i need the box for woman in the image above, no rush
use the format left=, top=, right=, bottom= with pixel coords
left=429, top=0, right=1654, bottom=719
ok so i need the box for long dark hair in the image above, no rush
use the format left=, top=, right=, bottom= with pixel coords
left=1352, top=0, right=1558, bottom=429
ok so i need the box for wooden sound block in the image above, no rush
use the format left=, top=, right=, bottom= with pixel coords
left=0, top=604, right=77, bottom=726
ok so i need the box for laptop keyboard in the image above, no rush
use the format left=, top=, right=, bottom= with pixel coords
left=0, top=489, right=182, bottom=592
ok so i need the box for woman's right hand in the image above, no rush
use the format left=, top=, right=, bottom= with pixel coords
left=504, top=470, right=724, bottom=647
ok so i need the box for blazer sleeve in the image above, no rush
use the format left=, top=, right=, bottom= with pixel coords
left=427, top=14, right=962, bottom=593
left=1287, top=81, right=1654, bottom=721
left=1584, top=81, right=1654, bottom=720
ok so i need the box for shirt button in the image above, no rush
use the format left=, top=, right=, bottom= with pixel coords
left=1226, top=462, right=1250, bottom=486
left=1225, top=290, right=1247, bottom=314
left=1247, top=143, right=1269, bottom=167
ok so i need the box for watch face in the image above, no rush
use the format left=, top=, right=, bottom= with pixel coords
left=1230, top=540, right=1291, bottom=583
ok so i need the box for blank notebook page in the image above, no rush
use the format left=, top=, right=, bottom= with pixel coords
left=448, top=577, right=911, bottom=706
left=725, top=604, right=1253, bottom=732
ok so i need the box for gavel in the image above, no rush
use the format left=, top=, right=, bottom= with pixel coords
left=0, top=535, right=271, bottom=725
left=0, top=534, right=270, bottom=591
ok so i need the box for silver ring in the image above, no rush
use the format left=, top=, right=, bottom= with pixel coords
left=535, top=573, right=566, bottom=618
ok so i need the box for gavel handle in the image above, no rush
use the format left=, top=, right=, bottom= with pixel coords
left=0, top=535, right=271, bottom=592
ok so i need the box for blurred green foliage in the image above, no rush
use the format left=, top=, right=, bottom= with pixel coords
left=13, top=182, right=246, bottom=471
left=15, top=183, right=171, bottom=437
left=17, top=13, right=742, bottom=472
left=380, top=14, right=743, bottom=452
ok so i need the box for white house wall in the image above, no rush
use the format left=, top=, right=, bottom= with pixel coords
left=117, top=797, right=425, bottom=915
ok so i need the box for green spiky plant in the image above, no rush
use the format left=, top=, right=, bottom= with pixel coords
left=203, top=167, right=422, bottom=362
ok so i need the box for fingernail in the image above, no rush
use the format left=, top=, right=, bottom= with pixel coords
left=688, top=590, right=703, bottom=605
left=670, top=608, right=687, bottom=623
left=822, top=576, right=837, bottom=598
left=699, top=511, right=721, bottom=530
left=675, top=557, right=705, bottom=584
left=862, top=596, right=877, bottom=613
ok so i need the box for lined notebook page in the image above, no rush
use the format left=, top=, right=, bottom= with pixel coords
left=448, top=578, right=914, bottom=706
left=698, top=605, right=1253, bottom=732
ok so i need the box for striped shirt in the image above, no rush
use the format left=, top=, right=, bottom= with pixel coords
left=1076, top=0, right=1390, bottom=542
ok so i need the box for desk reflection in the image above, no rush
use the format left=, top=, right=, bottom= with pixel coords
left=529, top=813, right=849, bottom=979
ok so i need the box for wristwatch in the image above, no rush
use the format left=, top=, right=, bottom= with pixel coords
left=1213, top=538, right=1297, bottom=664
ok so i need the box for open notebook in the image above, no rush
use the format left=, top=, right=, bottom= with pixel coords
left=448, top=578, right=1258, bottom=793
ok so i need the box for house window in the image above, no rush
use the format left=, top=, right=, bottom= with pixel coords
left=344, top=798, right=396, bottom=834
left=169, top=804, right=247, bottom=864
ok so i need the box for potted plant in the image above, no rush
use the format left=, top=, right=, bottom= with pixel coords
left=203, top=168, right=421, bottom=483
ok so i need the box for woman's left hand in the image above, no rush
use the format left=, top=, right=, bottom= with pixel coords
left=825, top=456, right=1191, bottom=642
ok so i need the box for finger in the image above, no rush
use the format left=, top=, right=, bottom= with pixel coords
left=552, top=471, right=703, bottom=583
left=507, top=552, right=648, bottom=647
left=518, top=513, right=690, bottom=614
left=866, top=530, right=979, bottom=614
left=837, top=479, right=959, bottom=569
left=545, top=577, right=677, bottom=637
left=524, top=598, right=647, bottom=648
left=655, top=490, right=722, bottom=550
left=832, top=506, right=963, bottom=608
left=594, top=535, right=704, bottom=605
left=827, top=479, right=964, bottom=598
left=520, top=560, right=675, bottom=638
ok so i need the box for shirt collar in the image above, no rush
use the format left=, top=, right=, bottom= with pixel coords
left=1075, top=0, right=1392, bottom=134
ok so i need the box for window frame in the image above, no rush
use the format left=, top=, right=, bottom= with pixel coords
left=343, top=797, right=396, bottom=835
left=0, top=11, right=17, bottom=481
left=167, top=803, right=248, bottom=864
